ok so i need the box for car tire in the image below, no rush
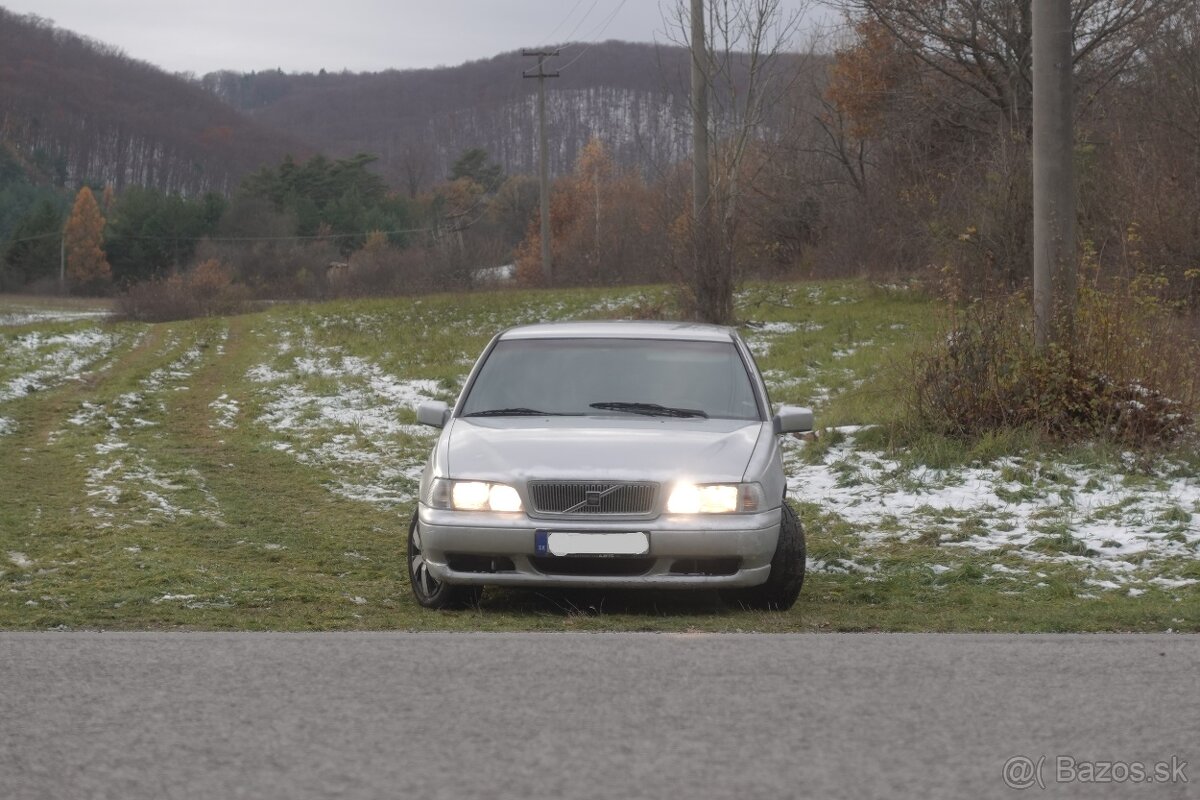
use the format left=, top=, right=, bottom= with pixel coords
left=407, top=511, right=482, bottom=610
left=721, top=501, right=805, bottom=611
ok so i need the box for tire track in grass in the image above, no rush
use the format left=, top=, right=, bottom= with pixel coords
left=8, top=321, right=248, bottom=623
left=140, top=315, right=428, bottom=627
left=1, top=320, right=276, bottom=627
left=0, top=323, right=165, bottom=627
left=65, top=323, right=229, bottom=532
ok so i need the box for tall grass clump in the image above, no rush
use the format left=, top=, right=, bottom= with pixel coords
left=910, top=272, right=1199, bottom=448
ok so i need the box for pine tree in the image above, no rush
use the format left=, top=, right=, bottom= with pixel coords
left=64, top=187, right=111, bottom=294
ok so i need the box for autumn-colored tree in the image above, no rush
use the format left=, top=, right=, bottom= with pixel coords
left=515, top=138, right=663, bottom=286
left=188, top=258, right=234, bottom=309
left=824, top=17, right=907, bottom=142
left=64, top=186, right=111, bottom=294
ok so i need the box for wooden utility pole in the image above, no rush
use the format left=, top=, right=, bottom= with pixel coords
left=1032, top=0, right=1075, bottom=348
left=523, top=49, right=559, bottom=284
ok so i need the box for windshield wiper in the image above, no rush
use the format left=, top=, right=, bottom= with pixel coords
left=589, top=401, right=708, bottom=419
left=464, top=407, right=574, bottom=417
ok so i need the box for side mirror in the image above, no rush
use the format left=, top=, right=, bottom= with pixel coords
left=773, top=405, right=814, bottom=435
left=416, top=400, right=450, bottom=428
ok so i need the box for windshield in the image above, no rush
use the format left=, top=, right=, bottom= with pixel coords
left=460, top=338, right=761, bottom=421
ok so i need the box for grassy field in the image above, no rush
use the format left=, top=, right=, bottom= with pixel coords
left=1, top=281, right=1196, bottom=631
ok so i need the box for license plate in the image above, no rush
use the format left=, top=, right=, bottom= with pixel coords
left=536, top=530, right=650, bottom=557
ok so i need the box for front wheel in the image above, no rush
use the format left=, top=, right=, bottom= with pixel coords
left=720, top=502, right=805, bottom=611
left=407, top=511, right=482, bottom=610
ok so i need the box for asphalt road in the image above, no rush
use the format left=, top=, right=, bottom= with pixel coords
left=1, top=633, right=1196, bottom=800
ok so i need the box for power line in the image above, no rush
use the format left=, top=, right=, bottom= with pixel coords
left=3, top=226, right=433, bottom=248
left=111, top=226, right=431, bottom=243
left=3, top=231, right=59, bottom=245
left=560, top=0, right=602, bottom=46
left=540, top=0, right=588, bottom=46
left=558, top=0, right=630, bottom=72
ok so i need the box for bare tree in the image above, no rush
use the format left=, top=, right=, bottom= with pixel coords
left=664, top=0, right=812, bottom=324
left=829, top=0, right=1189, bottom=135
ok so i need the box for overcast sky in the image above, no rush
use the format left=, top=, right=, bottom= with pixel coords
left=4, top=0, right=831, bottom=76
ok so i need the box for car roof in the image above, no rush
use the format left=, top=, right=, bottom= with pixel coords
left=499, top=320, right=737, bottom=342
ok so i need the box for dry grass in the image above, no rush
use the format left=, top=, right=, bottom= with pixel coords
left=911, top=278, right=1200, bottom=447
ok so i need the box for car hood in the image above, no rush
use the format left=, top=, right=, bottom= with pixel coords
left=444, top=416, right=766, bottom=485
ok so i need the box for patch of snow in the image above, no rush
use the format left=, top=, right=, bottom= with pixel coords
left=747, top=339, right=772, bottom=357
left=1, top=329, right=117, bottom=403
left=743, top=320, right=825, bottom=359
left=785, top=428, right=1200, bottom=571
left=761, top=369, right=804, bottom=391
left=153, top=594, right=197, bottom=603
left=585, top=293, right=649, bottom=315
left=247, top=364, right=288, bottom=383
left=8, top=552, right=33, bottom=568
left=0, top=309, right=111, bottom=327
left=209, top=394, right=239, bottom=429
left=247, top=330, right=442, bottom=507
left=1149, top=577, right=1199, bottom=590
left=1086, top=579, right=1124, bottom=591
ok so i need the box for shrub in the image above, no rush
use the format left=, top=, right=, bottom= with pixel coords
left=116, top=259, right=249, bottom=322
left=910, top=276, right=1198, bottom=447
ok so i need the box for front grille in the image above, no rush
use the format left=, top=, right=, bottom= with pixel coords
left=528, top=481, right=657, bottom=516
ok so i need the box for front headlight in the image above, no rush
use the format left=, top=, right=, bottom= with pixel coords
left=666, top=482, right=764, bottom=514
left=426, top=478, right=524, bottom=512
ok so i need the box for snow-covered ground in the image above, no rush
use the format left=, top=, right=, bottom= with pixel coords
left=0, top=308, right=111, bottom=327
left=248, top=326, right=446, bottom=507
left=785, top=427, right=1200, bottom=591
left=0, top=328, right=120, bottom=436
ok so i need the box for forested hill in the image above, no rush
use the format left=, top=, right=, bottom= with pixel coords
left=201, top=42, right=700, bottom=193
left=0, top=9, right=307, bottom=195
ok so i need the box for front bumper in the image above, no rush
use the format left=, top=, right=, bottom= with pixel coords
left=416, top=506, right=782, bottom=589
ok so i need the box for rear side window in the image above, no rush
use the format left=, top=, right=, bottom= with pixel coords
left=461, top=338, right=761, bottom=420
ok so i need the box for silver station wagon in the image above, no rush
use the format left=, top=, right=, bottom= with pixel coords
left=409, top=320, right=814, bottom=610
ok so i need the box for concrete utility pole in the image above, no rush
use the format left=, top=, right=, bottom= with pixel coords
left=59, top=229, right=66, bottom=294
left=1032, top=0, right=1075, bottom=349
left=523, top=49, right=560, bottom=284
left=691, top=0, right=710, bottom=242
